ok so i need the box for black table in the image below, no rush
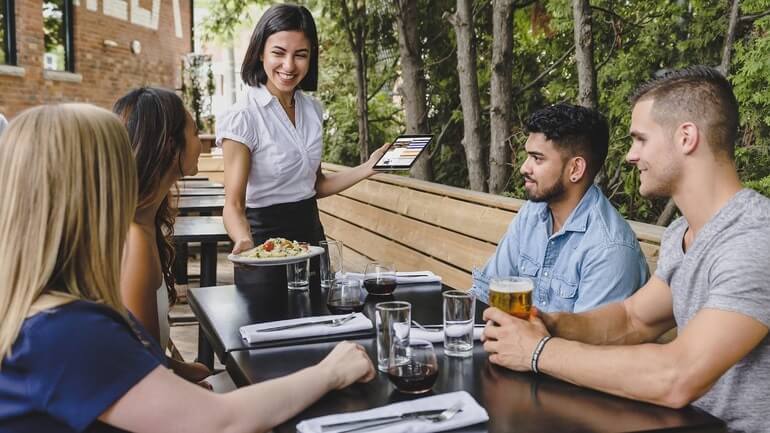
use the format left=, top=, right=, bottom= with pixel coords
left=228, top=340, right=724, bottom=433
left=188, top=281, right=453, bottom=366
left=173, top=216, right=229, bottom=288
left=177, top=196, right=224, bottom=215
left=180, top=176, right=209, bottom=181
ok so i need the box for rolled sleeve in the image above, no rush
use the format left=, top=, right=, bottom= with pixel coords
left=216, top=109, right=259, bottom=151
left=574, top=243, right=648, bottom=312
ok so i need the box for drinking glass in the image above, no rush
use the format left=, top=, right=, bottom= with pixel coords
left=386, top=339, right=439, bottom=394
left=443, top=290, right=475, bottom=357
left=489, top=276, right=533, bottom=319
left=326, top=278, right=364, bottom=314
left=363, top=262, right=397, bottom=296
left=375, top=301, right=411, bottom=372
left=320, top=240, right=343, bottom=289
left=286, top=259, right=310, bottom=290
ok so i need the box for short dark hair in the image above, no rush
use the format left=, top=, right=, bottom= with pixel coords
left=630, top=65, right=739, bottom=159
left=241, top=4, right=319, bottom=91
left=525, top=103, right=609, bottom=181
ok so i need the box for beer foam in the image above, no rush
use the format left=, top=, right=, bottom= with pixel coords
left=490, top=280, right=533, bottom=293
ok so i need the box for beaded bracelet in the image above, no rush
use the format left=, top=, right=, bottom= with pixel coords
left=530, top=335, right=552, bottom=374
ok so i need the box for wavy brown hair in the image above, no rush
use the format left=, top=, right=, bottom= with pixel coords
left=113, top=87, right=190, bottom=304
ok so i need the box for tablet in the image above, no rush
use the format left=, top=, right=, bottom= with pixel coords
left=373, top=134, right=433, bottom=171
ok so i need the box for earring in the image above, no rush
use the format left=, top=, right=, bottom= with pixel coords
left=571, top=177, right=578, bottom=182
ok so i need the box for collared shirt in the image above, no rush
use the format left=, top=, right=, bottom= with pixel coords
left=216, top=84, right=323, bottom=208
left=471, top=185, right=649, bottom=313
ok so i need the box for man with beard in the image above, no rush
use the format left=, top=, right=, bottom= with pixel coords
left=482, top=66, right=770, bottom=433
left=471, top=103, right=648, bottom=313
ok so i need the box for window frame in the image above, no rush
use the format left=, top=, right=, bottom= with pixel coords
left=1, top=0, right=17, bottom=65
left=42, top=0, right=74, bottom=72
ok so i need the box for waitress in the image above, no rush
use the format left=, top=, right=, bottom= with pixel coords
left=217, top=4, right=386, bottom=285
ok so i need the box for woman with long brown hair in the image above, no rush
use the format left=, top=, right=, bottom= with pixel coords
left=113, top=87, right=211, bottom=383
left=0, top=103, right=374, bottom=432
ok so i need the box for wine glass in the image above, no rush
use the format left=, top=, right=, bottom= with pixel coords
left=386, top=338, right=439, bottom=394
left=326, top=278, right=364, bottom=314
left=363, top=262, right=397, bottom=296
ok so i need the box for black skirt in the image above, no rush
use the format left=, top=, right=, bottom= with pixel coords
left=234, top=196, right=326, bottom=287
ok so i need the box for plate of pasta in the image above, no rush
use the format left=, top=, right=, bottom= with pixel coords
left=228, top=237, right=325, bottom=266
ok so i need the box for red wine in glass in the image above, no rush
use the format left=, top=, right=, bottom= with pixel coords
left=327, top=301, right=364, bottom=315
left=363, top=278, right=397, bottom=295
left=386, top=361, right=438, bottom=394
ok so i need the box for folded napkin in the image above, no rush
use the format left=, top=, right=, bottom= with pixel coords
left=239, top=313, right=372, bottom=344
left=411, top=325, right=485, bottom=344
left=344, top=271, right=442, bottom=285
left=296, top=391, right=488, bottom=433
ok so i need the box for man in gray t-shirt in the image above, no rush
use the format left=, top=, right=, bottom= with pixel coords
left=480, top=66, right=770, bottom=433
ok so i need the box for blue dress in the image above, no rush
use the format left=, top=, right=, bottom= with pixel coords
left=0, top=301, right=166, bottom=432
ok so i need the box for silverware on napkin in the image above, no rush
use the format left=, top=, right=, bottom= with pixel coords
left=255, top=314, right=356, bottom=333
left=319, top=409, right=446, bottom=430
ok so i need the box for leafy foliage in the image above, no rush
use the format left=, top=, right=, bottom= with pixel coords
left=201, top=0, right=770, bottom=223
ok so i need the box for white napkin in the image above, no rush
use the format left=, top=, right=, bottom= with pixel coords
left=410, top=325, right=485, bottom=344
left=239, top=313, right=372, bottom=344
left=344, top=271, right=442, bottom=285
left=296, top=391, right=488, bottom=433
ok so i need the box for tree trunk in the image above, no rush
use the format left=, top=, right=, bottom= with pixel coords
left=719, top=0, right=741, bottom=75
left=394, top=0, right=433, bottom=181
left=353, top=36, right=370, bottom=163
left=488, top=0, right=514, bottom=194
left=450, top=0, right=487, bottom=192
left=339, top=0, right=370, bottom=163
left=571, top=0, right=598, bottom=109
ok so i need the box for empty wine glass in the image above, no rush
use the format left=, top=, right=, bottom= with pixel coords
left=386, top=338, right=439, bottom=394
left=363, top=262, right=397, bottom=296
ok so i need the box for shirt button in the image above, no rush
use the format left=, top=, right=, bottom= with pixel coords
left=541, top=301, right=546, bottom=305
left=544, top=271, right=549, bottom=277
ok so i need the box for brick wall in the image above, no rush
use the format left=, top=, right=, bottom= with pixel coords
left=0, top=0, right=192, bottom=117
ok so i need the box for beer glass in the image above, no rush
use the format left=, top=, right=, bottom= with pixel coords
left=489, top=276, right=533, bottom=319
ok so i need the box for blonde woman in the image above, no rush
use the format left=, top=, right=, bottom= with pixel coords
left=0, top=104, right=375, bottom=433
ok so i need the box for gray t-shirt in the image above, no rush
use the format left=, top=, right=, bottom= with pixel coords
left=656, top=189, right=770, bottom=433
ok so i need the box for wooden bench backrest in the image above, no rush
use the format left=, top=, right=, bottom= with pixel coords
left=319, top=162, right=663, bottom=290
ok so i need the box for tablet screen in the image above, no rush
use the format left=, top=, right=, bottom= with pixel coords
left=373, top=135, right=433, bottom=170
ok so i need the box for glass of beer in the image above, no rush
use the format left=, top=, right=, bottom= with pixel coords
left=489, top=276, right=533, bottom=319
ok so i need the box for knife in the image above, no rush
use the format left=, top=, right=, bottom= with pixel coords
left=255, top=314, right=354, bottom=332
left=319, top=409, right=447, bottom=431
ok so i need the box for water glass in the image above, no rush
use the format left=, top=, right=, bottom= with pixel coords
left=443, top=290, right=475, bottom=357
left=320, top=240, right=343, bottom=289
left=364, top=262, right=397, bottom=296
left=326, top=278, right=364, bottom=314
left=386, top=339, right=438, bottom=394
left=286, top=259, right=310, bottom=290
left=375, top=301, right=411, bottom=372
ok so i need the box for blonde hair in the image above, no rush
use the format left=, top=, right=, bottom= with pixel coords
left=0, top=104, right=138, bottom=363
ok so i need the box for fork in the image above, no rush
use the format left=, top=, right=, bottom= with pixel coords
left=336, top=401, right=464, bottom=433
left=256, top=313, right=356, bottom=332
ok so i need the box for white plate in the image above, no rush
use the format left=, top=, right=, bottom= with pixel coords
left=228, top=245, right=325, bottom=266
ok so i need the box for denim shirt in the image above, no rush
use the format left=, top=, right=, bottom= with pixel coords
left=471, top=185, right=649, bottom=313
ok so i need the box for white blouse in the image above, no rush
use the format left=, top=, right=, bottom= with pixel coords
left=216, top=85, right=324, bottom=208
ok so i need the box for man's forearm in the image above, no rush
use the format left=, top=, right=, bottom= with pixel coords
left=544, top=302, right=649, bottom=345
left=538, top=337, right=693, bottom=408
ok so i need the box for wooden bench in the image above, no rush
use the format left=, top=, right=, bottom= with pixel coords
left=197, top=154, right=224, bottom=184
left=319, top=162, right=664, bottom=291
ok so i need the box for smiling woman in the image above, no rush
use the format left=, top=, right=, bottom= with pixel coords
left=216, top=3, right=389, bottom=288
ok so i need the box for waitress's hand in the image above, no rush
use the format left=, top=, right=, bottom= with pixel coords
left=364, top=142, right=391, bottom=175
left=232, top=238, right=255, bottom=254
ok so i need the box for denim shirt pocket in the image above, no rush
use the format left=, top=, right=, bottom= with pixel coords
left=518, top=255, right=540, bottom=279
left=548, top=277, right=578, bottom=312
